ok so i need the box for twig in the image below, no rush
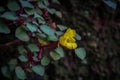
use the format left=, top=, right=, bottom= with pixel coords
left=0, top=39, right=21, bottom=48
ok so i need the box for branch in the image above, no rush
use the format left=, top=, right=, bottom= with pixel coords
left=0, top=39, right=21, bottom=48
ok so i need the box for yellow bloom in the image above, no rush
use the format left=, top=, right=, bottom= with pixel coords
left=59, top=28, right=77, bottom=49
left=64, top=28, right=76, bottom=37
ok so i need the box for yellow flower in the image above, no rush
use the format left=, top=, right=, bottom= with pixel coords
left=59, top=28, right=77, bottom=49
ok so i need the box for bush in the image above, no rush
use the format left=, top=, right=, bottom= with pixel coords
left=0, top=0, right=85, bottom=80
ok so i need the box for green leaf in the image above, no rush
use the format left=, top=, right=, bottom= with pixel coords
left=19, top=0, right=34, bottom=8
left=8, top=59, right=17, bottom=66
left=17, top=46, right=27, bottom=54
left=75, top=34, right=81, bottom=40
left=37, top=33, right=47, bottom=39
left=15, top=27, right=30, bottom=41
left=33, top=21, right=39, bottom=26
left=37, top=18, right=45, bottom=24
left=20, top=14, right=28, bottom=18
left=7, top=1, right=20, bottom=11
left=1, top=66, right=11, bottom=78
left=26, top=23, right=37, bottom=32
left=103, top=0, right=117, bottom=9
left=18, top=55, right=28, bottom=62
left=57, top=25, right=67, bottom=31
left=50, top=51, right=61, bottom=60
left=0, top=6, right=5, bottom=12
left=40, top=25, right=55, bottom=36
left=32, top=53, right=39, bottom=61
left=8, top=59, right=17, bottom=71
left=0, top=21, right=10, bottom=34
left=41, top=56, right=50, bottom=66
left=43, top=0, right=49, bottom=6
left=38, top=1, right=46, bottom=9
left=55, top=47, right=64, bottom=57
left=32, top=65, right=45, bottom=76
left=47, top=8, right=56, bottom=14
left=28, top=43, right=39, bottom=52
left=75, top=48, right=86, bottom=60
left=52, top=0, right=59, bottom=3
left=1, top=12, right=18, bottom=20
left=55, top=31, right=63, bottom=36
left=15, top=66, right=26, bottom=80
left=55, top=11, right=62, bottom=18
left=48, top=35, right=58, bottom=41
left=34, top=13, right=44, bottom=20
left=24, top=8, right=35, bottom=15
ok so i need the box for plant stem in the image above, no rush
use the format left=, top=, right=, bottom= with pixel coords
left=0, top=39, right=21, bottom=48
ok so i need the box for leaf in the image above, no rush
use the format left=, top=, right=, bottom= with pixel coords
left=15, top=66, right=26, bottom=80
left=48, top=35, right=58, bottom=41
left=17, top=45, right=27, bottom=54
left=0, top=21, right=10, bottom=34
left=34, top=13, right=44, bottom=20
left=41, top=56, right=50, bottom=66
left=15, top=27, right=30, bottom=41
left=40, top=25, right=55, bottom=36
left=103, top=0, right=117, bottom=9
left=37, top=18, right=45, bottom=24
left=0, top=6, right=5, bottom=12
left=26, top=23, right=37, bottom=32
left=75, top=34, right=81, bottom=40
left=24, top=8, right=35, bottom=15
left=32, top=21, right=39, bottom=26
left=47, top=8, right=56, bottom=14
left=50, top=51, right=61, bottom=60
left=37, top=33, right=47, bottom=39
left=19, top=0, right=34, bottom=8
left=43, top=0, right=50, bottom=6
left=8, top=59, right=17, bottom=66
left=75, top=48, right=86, bottom=60
left=55, top=11, right=62, bottom=18
left=32, top=65, right=45, bottom=76
left=55, top=31, right=63, bottom=36
left=28, top=43, right=39, bottom=52
left=52, top=0, right=59, bottom=3
left=7, top=1, right=20, bottom=11
left=55, top=47, right=64, bottom=57
left=38, top=38, right=48, bottom=45
left=1, top=66, right=11, bottom=78
left=8, top=59, right=17, bottom=71
left=57, top=25, right=67, bottom=31
left=38, top=1, right=46, bottom=9
left=36, top=8, right=43, bottom=15
left=32, top=53, right=39, bottom=61
left=18, top=55, right=28, bottom=62
left=20, top=14, right=28, bottom=18
left=1, top=12, right=18, bottom=20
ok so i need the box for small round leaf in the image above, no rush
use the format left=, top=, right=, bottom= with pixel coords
left=50, top=51, right=61, bottom=60
left=15, top=27, right=30, bottom=41
left=15, top=66, right=26, bottom=80
left=32, top=65, right=45, bottom=76
left=41, top=56, right=50, bottom=66
left=75, top=48, right=86, bottom=60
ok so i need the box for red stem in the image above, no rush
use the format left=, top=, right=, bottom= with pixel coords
left=41, top=41, right=58, bottom=48
left=37, top=47, right=43, bottom=60
left=0, top=39, right=21, bottom=48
